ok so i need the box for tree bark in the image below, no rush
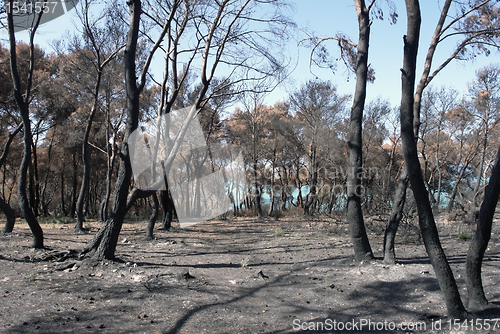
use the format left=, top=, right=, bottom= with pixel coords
left=304, top=145, right=317, bottom=215
left=160, top=189, right=175, bottom=230
left=40, top=128, right=55, bottom=217
left=466, top=145, right=500, bottom=310
left=0, top=123, right=22, bottom=233
left=268, top=148, right=276, bottom=215
left=75, top=76, right=102, bottom=232
left=347, top=0, right=373, bottom=262
left=60, top=168, right=67, bottom=216
left=100, top=115, right=116, bottom=222
left=383, top=166, right=409, bottom=264
left=0, top=196, right=16, bottom=233
left=70, top=151, right=78, bottom=218
left=447, top=163, right=467, bottom=212
left=125, top=189, right=155, bottom=213
left=28, top=144, right=39, bottom=216
left=466, top=118, right=489, bottom=224
left=86, top=0, right=142, bottom=260
left=401, top=0, right=467, bottom=319
left=17, top=108, right=43, bottom=247
left=384, top=0, right=453, bottom=263
left=122, top=188, right=158, bottom=239
left=253, top=159, right=263, bottom=219
left=146, top=193, right=159, bottom=240
left=7, top=1, right=44, bottom=247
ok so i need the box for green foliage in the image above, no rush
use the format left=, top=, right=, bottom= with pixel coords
left=240, top=258, right=249, bottom=268
left=27, top=273, right=36, bottom=282
left=458, top=233, right=472, bottom=240
left=274, top=227, right=284, bottom=237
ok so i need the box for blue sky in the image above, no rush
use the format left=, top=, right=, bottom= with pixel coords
left=276, top=0, right=497, bottom=107
left=1, top=0, right=495, bottom=108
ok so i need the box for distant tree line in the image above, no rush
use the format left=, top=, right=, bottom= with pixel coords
left=2, top=51, right=498, bottom=226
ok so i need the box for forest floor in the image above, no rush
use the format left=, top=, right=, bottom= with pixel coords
left=1, top=214, right=500, bottom=334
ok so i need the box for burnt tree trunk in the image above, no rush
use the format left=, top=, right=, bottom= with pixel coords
left=16, top=107, right=43, bottom=247
left=40, top=128, right=55, bottom=217
left=146, top=193, right=159, bottom=240
left=75, top=33, right=122, bottom=228
left=124, top=188, right=158, bottom=239
left=0, top=123, right=22, bottom=233
left=466, top=145, right=500, bottom=310
left=447, top=163, right=468, bottom=213
left=85, top=0, right=142, bottom=260
left=466, top=127, right=489, bottom=224
left=253, top=159, right=263, bottom=219
left=75, top=76, right=102, bottom=232
left=268, top=148, right=277, bottom=216
left=383, top=0, right=453, bottom=263
left=160, top=189, right=175, bottom=230
left=304, top=145, right=317, bottom=215
left=100, top=114, right=116, bottom=222
left=60, top=168, right=67, bottom=216
left=347, top=0, right=373, bottom=262
left=0, top=196, right=16, bottom=233
left=383, top=166, right=409, bottom=264
left=401, top=0, right=467, bottom=319
left=7, top=2, right=44, bottom=247
left=28, top=145, right=38, bottom=216
left=70, top=151, right=78, bottom=218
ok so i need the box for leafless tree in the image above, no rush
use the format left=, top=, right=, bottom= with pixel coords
left=84, top=0, right=294, bottom=260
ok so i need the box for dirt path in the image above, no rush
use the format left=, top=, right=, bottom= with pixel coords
left=1, top=216, right=499, bottom=333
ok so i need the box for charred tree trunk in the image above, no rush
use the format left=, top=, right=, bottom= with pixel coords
left=304, top=145, right=317, bottom=215
left=447, top=163, right=468, bottom=213
left=17, top=107, right=43, bottom=247
left=40, top=128, right=55, bottom=217
left=85, top=0, right=142, bottom=260
left=60, top=168, right=67, bottom=216
left=347, top=0, right=373, bottom=262
left=383, top=0, right=453, bottom=263
left=70, top=151, right=78, bottom=218
left=87, top=142, right=135, bottom=259
left=28, top=147, right=38, bottom=216
left=75, top=6, right=123, bottom=226
left=328, top=181, right=338, bottom=214
left=268, top=149, right=276, bottom=216
left=466, top=146, right=500, bottom=310
left=125, top=189, right=155, bottom=213
left=146, top=193, right=159, bottom=240
left=253, top=159, right=263, bottom=219
left=0, top=196, right=16, bottom=233
left=0, top=123, right=22, bottom=233
left=160, top=189, right=174, bottom=230
left=466, top=130, right=488, bottom=224
left=124, top=189, right=158, bottom=239
left=7, top=2, right=44, bottom=247
left=383, top=166, right=409, bottom=264
left=75, top=76, right=102, bottom=232
left=401, top=0, right=467, bottom=319
left=100, top=123, right=116, bottom=222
